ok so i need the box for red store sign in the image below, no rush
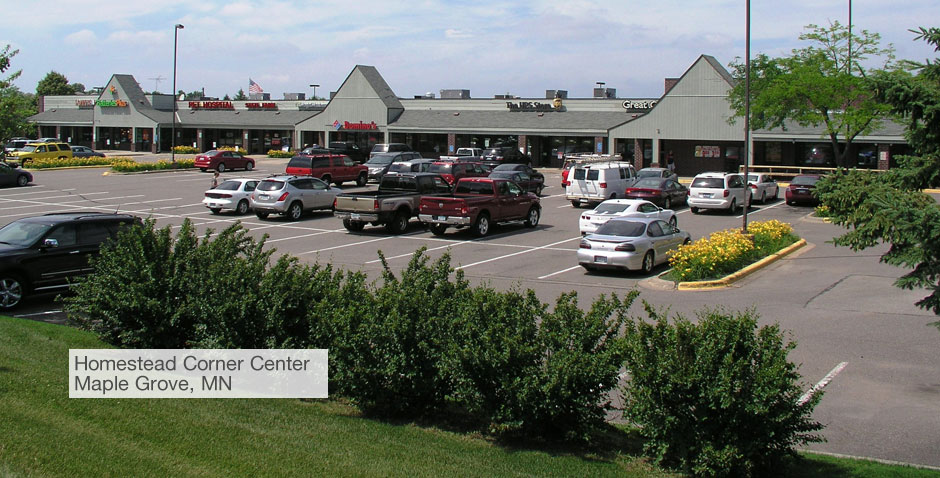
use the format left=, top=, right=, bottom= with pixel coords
left=189, top=101, right=234, bottom=110
left=246, top=102, right=277, bottom=109
left=333, top=120, right=378, bottom=130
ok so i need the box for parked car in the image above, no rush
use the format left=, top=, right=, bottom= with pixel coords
left=578, top=217, right=691, bottom=274
left=203, top=178, right=260, bottom=215
left=333, top=172, right=452, bottom=234
left=785, top=174, right=823, bottom=206
left=3, top=138, right=30, bottom=156
left=418, top=177, right=541, bottom=237
left=439, top=147, right=484, bottom=162
left=635, top=167, right=678, bottom=182
left=624, top=177, right=688, bottom=209
left=427, top=160, right=488, bottom=186
left=250, top=175, right=340, bottom=221
left=70, top=146, right=106, bottom=158
left=747, top=173, right=779, bottom=204
left=579, top=199, right=677, bottom=236
left=365, top=151, right=422, bottom=182
left=687, top=172, right=751, bottom=214
left=0, top=162, right=32, bottom=188
left=285, top=153, right=368, bottom=186
left=194, top=150, right=255, bottom=173
left=6, top=142, right=73, bottom=165
left=491, top=163, right=545, bottom=190
left=369, top=143, right=411, bottom=159
left=0, top=212, right=140, bottom=310
left=565, top=161, right=637, bottom=207
left=487, top=170, right=544, bottom=195
left=387, top=158, right=436, bottom=174
left=328, top=141, right=367, bottom=163
left=481, top=147, right=531, bottom=168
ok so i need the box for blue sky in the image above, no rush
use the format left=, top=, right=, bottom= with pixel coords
left=2, top=1, right=937, bottom=100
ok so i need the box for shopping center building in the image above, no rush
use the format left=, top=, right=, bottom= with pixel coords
left=29, top=55, right=910, bottom=175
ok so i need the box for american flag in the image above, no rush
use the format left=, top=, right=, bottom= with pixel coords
left=248, top=78, right=263, bottom=94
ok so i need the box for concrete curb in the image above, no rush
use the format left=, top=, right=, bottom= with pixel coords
left=675, top=239, right=808, bottom=291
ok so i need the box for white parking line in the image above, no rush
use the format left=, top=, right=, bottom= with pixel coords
left=2, top=192, right=111, bottom=209
left=365, top=238, right=478, bottom=264
left=538, top=265, right=583, bottom=279
left=0, top=186, right=53, bottom=197
left=455, top=237, right=581, bottom=270
left=798, top=361, right=848, bottom=406
left=265, top=229, right=345, bottom=243
left=736, top=201, right=787, bottom=218
left=556, top=204, right=573, bottom=208
left=299, top=236, right=394, bottom=255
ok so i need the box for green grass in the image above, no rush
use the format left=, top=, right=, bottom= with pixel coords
left=1, top=316, right=937, bottom=478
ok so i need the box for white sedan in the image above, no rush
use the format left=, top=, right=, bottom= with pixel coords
left=579, top=198, right=677, bottom=235
left=747, top=173, right=779, bottom=204
left=203, top=178, right=259, bottom=215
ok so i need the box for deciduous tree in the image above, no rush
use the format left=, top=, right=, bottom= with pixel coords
left=0, top=45, right=36, bottom=140
left=36, top=71, right=73, bottom=97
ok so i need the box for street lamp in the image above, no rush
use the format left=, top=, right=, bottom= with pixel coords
left=309, top=84, right=320, bottom=100
left=171, top=23, right=184, bottom=163
left=742, top=0, right=751, bottom=232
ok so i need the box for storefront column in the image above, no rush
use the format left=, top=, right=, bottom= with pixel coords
left=447, top=133, right=456, bottom=155
left=242, top=131, right=249, bottom=152
left=518, top=135, right=527, bottom=154
left=197, top=129, right=204, bottom=152
left=594, top=136, right=604, bottom=154
left=633, top=139, right=643, bottom=170
left=877, top=144, right=891, bottom=170
left=130, top=127, right=137, bottom=152
left=55, top=126, right=61, bottom=141
left=652, top=138, right=661, bottom=167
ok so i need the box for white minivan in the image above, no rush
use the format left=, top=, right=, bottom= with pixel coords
left=565, top=161, right=637, bottom=207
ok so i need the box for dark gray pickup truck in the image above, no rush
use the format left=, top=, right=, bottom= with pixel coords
left=333, top=172, right=452, bottom=233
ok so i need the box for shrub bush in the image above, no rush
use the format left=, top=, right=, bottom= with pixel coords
left=668, top=220, right=799, bottom=282
left=172, top=145, right=199, bottom=154
left=267, top=149, right=293, bottom=158
left=621, top=307, right=824, bottom=477
left=110, top=159, right=196, bottom=172
left=26, top=156, right=116, bottom=169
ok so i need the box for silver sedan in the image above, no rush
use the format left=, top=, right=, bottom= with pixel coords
left=577, top=216, right=691, bottom=274
left=203, top=178, right=259, bottom=215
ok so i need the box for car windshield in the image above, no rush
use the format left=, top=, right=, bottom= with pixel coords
left=637, top=169, right=663, bottom=178
left=691, top=177, right=725, bottom=188
left=747, top=174, right=761, bottom=182
left=204, top=150, right=219, bottom=156
left=428, top=163, right=453, bottom=173
left=367, top=155, right=395, bottom=165
left=595, top=203, right=632, bottom=214
left=633, top=178, right=663, bottom=188
left=482, top=149, right=500, bottom=156
left=595, top=220, right=646, bottom=237
left=370, top=145, right=387, bottom=153
left=257, top=180, right=285, bottom=192
left=215, top=180, right=242, bottom=191
left=0, top=221, right=52, bottom=247
left=21, top=146, right=38, bottom=153
left=791, top=176, right=820, bottom=186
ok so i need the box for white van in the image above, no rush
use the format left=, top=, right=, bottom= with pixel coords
left=565, top=161, right=637, bottom=207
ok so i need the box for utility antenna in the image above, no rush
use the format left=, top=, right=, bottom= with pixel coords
left=148, top=75, right=166, bottom=92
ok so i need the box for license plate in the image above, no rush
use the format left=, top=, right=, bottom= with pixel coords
left=796, top=188, right=808, bottom=193
left=208, top=203, right=220, bottom=208
left=701, top=193, right=713, bottom=198
left=260, top=195, right=269, bottom=200
left=594, top=255, right=607, bottom=264
left=351, top=213, right=360, bottom=220
left=433, top=215, right=446, bottom=221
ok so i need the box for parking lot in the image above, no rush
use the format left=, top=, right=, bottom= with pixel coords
left=3, top=158, right=939, bottom=468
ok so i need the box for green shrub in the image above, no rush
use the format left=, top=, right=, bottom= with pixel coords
left=668, top=220, right=799, bottom=282
left=173, top=145, right=199, bottom=154
left=267, top=149, right=294, bottom=158
left=26, top=156, right=116, bottom=169
left=110, top=159, right=196, bottom=172
left=621, top=307, right=824, bottom=477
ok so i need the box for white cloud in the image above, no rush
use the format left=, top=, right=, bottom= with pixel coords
left=445, top=29, right=473, bottom=39
left=64, top=29, right=97, bottom=46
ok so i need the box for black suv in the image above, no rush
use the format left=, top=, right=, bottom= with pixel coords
left=482, top=147, right=531, bottom=167
left=328, top=141, right=367, bottom=163
left=0, top=212, right=140, bottom=310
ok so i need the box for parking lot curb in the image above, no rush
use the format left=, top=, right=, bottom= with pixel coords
left=676, top=238, right=808, bottom=290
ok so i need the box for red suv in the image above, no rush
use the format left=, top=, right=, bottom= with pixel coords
left=427, top=161, right=488, bottom=186
left=286, top=153, right=368, bottom=187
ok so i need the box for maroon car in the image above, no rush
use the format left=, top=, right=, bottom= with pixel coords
left=194, top=150, right=255, bottom=172
left=624, top=177, right=688, bottom=209
left=785, top=174, right=823, bottom=205
left=427, top=161, right=488, bottom=186
left=418, top=177, right=541, bottom=237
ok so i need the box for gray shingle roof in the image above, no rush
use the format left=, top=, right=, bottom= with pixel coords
left=390, top=110, right=633, bottom=134
left=351, top=65, right=403, bottom=111
left=178, top=109, right=320, bottom=128
left=28, top=109, right=93, bottom=124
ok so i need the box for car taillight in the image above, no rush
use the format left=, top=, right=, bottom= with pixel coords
left=625, top=188, right=635, bottom=194
left=582, top=215, right=590, bottom=220
left=615, top=243, right=636, bottom=252
left=599, top=182, right=608, bottom=188
left=278, top=192, right=289, bottom=201
left=723, top=189, right=730, bottom=197
left=373, top=199, right=380, bottom=210
left=333, top=198, right=337, bottom=208
left=749, top=184, right=757, bottom=189
left=579, top=240, right=591, bottom=249
left=419, top=203, right=425, bottom=211
left=461, top=207, right=469, bottom=215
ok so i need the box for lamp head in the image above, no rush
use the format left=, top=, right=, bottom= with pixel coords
left=175, top=24, right=184, bottom=30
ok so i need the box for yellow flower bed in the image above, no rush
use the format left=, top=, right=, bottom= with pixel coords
left=26, top=157, right=116, bottom=169
left=668, top=220, right=798, bottom=282
left=110, top=159, right=196, bottom=172
left=267, top=149, right=293, bottom=158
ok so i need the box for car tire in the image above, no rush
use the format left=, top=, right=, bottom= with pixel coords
left=356, top=173, right=367, bottom=187
left=321, top=175, right=331, bottom=185
left=471, top=213, right=490, bottom=237
left=343, top=219, right=365, bottom=232
left=683, top=237, right=692, bottom=246
left=759, top=191, right=766, bottom=204
left=524, top=206, right=540, bottom=228
left=16, top=175, right=29, bottom=187
left=535, top=185, right=544, bottom=196
left=216, top=163, right=226, bottom=173
left=581, top=264, right=596, bottom=272
left=728, top=198, right=738, bottom=214
left=209, top=208, right=222, bottom=215
left=200, top=168, right=207, bottom=172
left=664, top=197, right=672, bottom=209
left=641, top=251, right=654, bottom=274
left=570, top=200, right=580, bottom=208
left=386, top=211, right=409, bottom=234
left=236, top=200, right=249, bottom=215
left=0, top=274, right=26, bottom=311
left=245, top=161, right=254, bottom=171
left=255, top=212, right=269, bottom=219
left=429, top=224, right=448, bottom=236
left=286, top=202, right=303, bottom=221
left=690, top=207, right=700, bottom=214
left=669, top=216, right=677, bottom=228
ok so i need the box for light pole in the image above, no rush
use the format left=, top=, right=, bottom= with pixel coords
left=171, top=23, right=184, bottom=163
left=309, top=84, right=319, bottom=100
left=742, top=0, right=751, bottom=233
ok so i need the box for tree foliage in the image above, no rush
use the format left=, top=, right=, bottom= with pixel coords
left=727, top=22, right=894, bottom=167
left=36, top=71, right=73, bottom=97
left=0, top=45, right=36, bottom=140
left=816, top=26, right=940, bottom=323
left=233, top=88, right=247, bottom=100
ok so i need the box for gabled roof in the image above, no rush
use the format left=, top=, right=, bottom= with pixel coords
left=111, top=74, right=171, bottom=123
left=348, top=65, right=403, bottom=110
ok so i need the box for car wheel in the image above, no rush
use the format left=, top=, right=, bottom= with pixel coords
left=200, top=168, right=207, bottom=172
left=690, top=207, right=700, bottom=214
left=664, top=197, right=672, bottom=209
left=472, top=213, right=491, bottom=237
left=343, top=219, right=365, bottom=232
left=286, top=202, right=303, bottom=221
left=245, top=161, right=254, bottom=171
left=535, top=185, right=544, bottom=196
left=255, top=212, right=270, bottom=219
left=524, top=206, right=540, bottom=228
left=641, top=251, right=654, bottom=274
left=386, top=211, right=409, bottom=234
left=609, top=193, right=617, bottom=199
left=236, top=200, right=249, bottom=215
left=429, top=224, right=448, bottom=236
left=728, top=198, right=737, bottom=214
left=683, top=237, right=692, bottom=245
left=356, top=173, right=367, bottom=187
left=581, top=264, right=596, bottom=272
left=570, top=200, right=580, bottom=208
left=759, top=191, right=766, bottom=204
left=0, top=274, right=25, bottom=311
left=216, top=163, right=226, bottom=173
left=209, top=207, right=222, bottom=215
left=669, top=216, right=677, bottom=228
left=321, top=175, right=331, bottom=185
left=16, top=174, right=29, bottom=187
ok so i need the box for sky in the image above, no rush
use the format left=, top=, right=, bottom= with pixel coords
left=1, top=1, right=937, bottom=100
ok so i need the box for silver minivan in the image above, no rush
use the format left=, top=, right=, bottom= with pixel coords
left=565, top=161, right=636, bottom=207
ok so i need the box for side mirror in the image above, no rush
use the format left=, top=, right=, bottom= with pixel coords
left=43, top=238, right=59, bottom=248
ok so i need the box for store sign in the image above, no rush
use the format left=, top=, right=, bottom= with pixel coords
left=622, top=100, right=657, bottom=111
left=76, top=100, right=95, bottom=108
left=694, top=145, right=721, bottom=158
left=333, top=120, right=378, bottom=130
left=189, top=101, right=234, bottom=110
left=246, top=102, right=277, bottom=109
left=506, top=101, right=556, bottom=112
left=96, top=99, right=128, bottom=107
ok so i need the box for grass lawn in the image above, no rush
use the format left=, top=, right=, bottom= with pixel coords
left=1, top=316, right=937, bottom=478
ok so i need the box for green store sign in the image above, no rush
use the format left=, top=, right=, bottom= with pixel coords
left=97, top=99, right=128, bottom=107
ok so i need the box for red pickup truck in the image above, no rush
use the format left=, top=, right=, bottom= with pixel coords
left=418, top=177, right=541, bottom=237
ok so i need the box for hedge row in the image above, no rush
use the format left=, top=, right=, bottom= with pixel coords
left=21, top=156, right=120, bottom=169
left=110, top=159, right=196, bottom=172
